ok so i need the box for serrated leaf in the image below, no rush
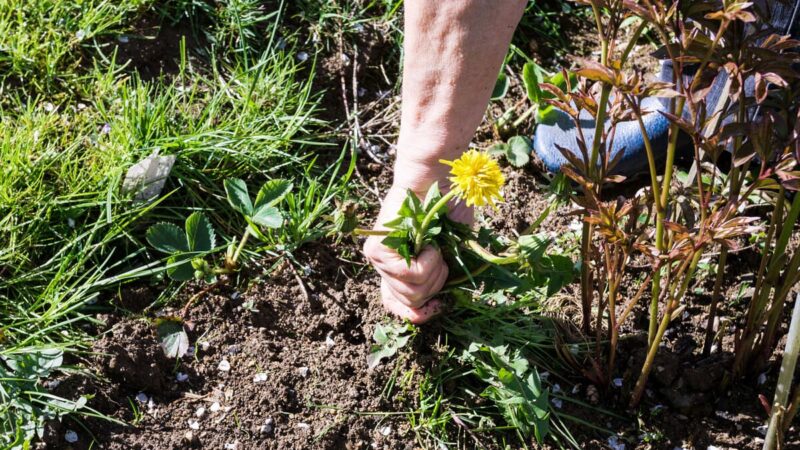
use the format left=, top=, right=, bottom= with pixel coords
left=507, top=136, right=532, bottom=167
left=224, top=178, right=253, bottom=216
left=185, top=212, right=215, bottom=252
left=254, top=179, right=293, bottom=209
left=146, top=223, right=188, bottom=254
left=251, top=205, right=283, bottom=228
left=422, top=182, right=441, bottom=210
left=367, top=324, right=412, bottom=369
left=156, top=319, right=190, bottom=358
left=488, top=143, right=509, bottom=156
left=167, top=255, right=194, bottom=281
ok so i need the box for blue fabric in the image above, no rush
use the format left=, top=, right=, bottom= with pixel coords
left=532, top=96, right=672, bottom=176
left=532, top=0, right=799, bottom=178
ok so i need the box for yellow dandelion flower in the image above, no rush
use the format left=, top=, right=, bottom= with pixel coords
left=440, top=150, right=505, bottom=207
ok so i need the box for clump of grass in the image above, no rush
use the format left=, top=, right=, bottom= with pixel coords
left=0, top=0, right=153, bottom=98
left=1, top=1, right=352, bottom=445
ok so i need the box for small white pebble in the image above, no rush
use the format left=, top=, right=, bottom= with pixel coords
left=296, top=52, right=309, bottom=62
left=117, top=35, right=129, bottom=43
left=380, top=425, right=392, bottom=436
left=325, top=334, right=335, bottom=347
left=253, top=372, right=268, bottom=383
left=200, top=341, right=210, bottom=351
left=757, top=424, right=768, bottom=436
left=188, top=419, right=200, bottom=430
left=65, top=430, right=78, bottom=443
left=552, top=383, right=562, bottom=393
left=230, top=291, right=241, bottom=300
left=707, top=446, right=722, bottom=450
left=552, top=398, right=563, bottom=409
left=195, top=407, right=206, bottom=417
left=67, top=218, right=76, bottom=228
left=298, top=367, right=310, bottom=378
left=613, top=378, right=623, bottom=388
left=210, top=402, right=221, bottom=413
left=297, top=422, right=311, bottom=429
left=607, top=436, right=626, bottom=450
left=218, top=359, right=231, bottom=372
left=224, top=442, right=238, bottom=449
left=758, top=372, right=767, bottom=385
left=176, top=372, right=189, bottom=382
left=260, top=417, right=274, bottom=434
left=135, top=392, right=149, bottom=404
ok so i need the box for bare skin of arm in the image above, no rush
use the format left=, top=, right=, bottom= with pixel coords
left=363, top=0, right=526, bottom=323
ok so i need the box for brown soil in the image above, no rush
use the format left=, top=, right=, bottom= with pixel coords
left=43, top=165, right=798, bottom=450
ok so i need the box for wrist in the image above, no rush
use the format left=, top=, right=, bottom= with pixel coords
left=391, top=158, right=449, bottom=195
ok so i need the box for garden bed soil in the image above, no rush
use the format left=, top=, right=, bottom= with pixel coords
left=45, top=7, right=800, bottom=450
left=44, top=164, right=799, bottom=450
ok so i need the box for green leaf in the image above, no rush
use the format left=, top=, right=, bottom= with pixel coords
left=522, top=61, right=544, bottom=103
left=382, top=231, right=413, bottom=265
left=251, top=205, right=283, bottom=228
left=488, top=143, right=509, bottom=156
left=146, top=223, right=188, bottom=254
left=491, top=71, right=510, bottom=100
left=156, top=319, right=190, bottom=358
left=507, top=136, right=532, bottom=167
left=224, top=178, right=253, bottom=216
left=185, top=212, right=215, bottom=252
left=367, top=323, right=412, bottom=369
left=167, top=255, right=194, bottom=281
left=254, top=179, right=293, bottom=209
left=3, top=349, right=63, bottom=378
left=518, top=234, right=551, bottom=265
left=422, top=182, right=441, bottom=210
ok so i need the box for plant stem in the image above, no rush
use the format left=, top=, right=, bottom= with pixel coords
left=763, top=293, right=800, bottom=450
left=735, top=191, right=800, bottom=376
left=230, top=228, right=251, bottom=268
left=413, top=189, right=458, bottom=254
left=649, top=95, right=686, bottom=345
left=352, top=228, right=391, bottom=236
left=631, top=250, right=701, bottom=407
left=703, top=248, right=728, bottom=355
left=445, top=263, right=491, bottom=287
left=466, top=240, right=519, bottom=265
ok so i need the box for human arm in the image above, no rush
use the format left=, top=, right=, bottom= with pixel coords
left=363, top=0, right=526, bottom=323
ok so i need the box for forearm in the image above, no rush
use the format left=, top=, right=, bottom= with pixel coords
left=393, top=0, right=526, bottom=192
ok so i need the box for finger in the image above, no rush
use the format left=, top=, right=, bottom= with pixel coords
left=371, top=245, right=445, bottom=284
left=378, top=262, right=449, bottom=308
left=381, top=287, right=443, bottom=324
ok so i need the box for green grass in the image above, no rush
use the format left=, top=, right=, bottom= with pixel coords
left=0, top=1, right=352, bottom=446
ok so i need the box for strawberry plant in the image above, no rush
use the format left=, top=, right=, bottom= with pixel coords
left=146, top=212, right=220, bottom=282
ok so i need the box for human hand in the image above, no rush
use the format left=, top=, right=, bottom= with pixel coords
left=363, top=183, right=473, bottom=324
